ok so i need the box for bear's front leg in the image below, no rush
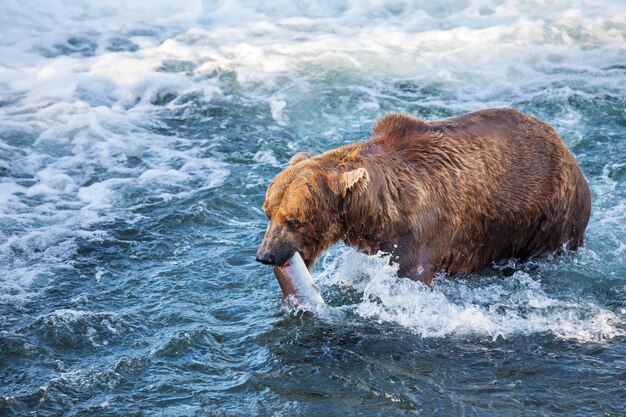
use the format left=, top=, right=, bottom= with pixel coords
left=382, top=236, right=435, bottom=286
left=400, top=264, right=435, bottom=286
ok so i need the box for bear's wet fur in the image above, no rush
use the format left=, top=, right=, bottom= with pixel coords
left=257, top=109, right=591, bottom=284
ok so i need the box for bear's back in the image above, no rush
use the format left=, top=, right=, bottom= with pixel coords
left=371, top=109, right=576, bottom=212
left=369, top=109, right=591, bottom=272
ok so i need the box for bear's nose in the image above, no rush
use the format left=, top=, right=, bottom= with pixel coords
left=256, top=249, right=275, bottom=265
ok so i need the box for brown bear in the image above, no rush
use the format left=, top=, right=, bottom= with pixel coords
left=256, top=109, right=591, bottom=285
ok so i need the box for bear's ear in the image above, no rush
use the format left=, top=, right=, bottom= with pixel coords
left=334, top=167, right=369, bottom=196
left=289, top=152, right=310, bottom=166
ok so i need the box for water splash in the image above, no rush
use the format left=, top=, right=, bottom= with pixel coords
left=317, top=248, right=624, bottom=342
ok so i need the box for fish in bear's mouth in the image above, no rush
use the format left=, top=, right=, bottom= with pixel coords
left=272, top=252, right=324, bottom=312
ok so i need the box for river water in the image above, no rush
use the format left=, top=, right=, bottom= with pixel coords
left=1, top=1, right=625, bottom=415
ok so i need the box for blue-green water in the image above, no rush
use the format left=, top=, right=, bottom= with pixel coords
left=1, top=1, right=625, bottom=415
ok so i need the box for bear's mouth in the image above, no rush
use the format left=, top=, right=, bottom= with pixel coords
left=284, top=251, right=310, bottom=269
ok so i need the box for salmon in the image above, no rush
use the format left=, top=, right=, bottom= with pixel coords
left=273, top=251, right=324, bottom=311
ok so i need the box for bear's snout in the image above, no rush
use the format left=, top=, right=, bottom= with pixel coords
left=256, top=239, right=297, bottom=266
left=255, top=248, right=276, bottom=265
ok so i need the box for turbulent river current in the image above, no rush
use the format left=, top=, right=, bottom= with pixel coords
left=1, top=1, right=625, bottom=415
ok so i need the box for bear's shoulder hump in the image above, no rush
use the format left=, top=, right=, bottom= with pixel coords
left=371, top=113, right=429, bottom=144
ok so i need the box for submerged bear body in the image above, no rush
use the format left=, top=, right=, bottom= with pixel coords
left=257, top=109, right=591, bottom=284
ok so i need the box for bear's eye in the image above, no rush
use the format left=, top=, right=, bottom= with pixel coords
left=284, top=219, right=301, bottom=229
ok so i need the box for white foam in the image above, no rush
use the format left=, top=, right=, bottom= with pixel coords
left=317, top=249, right=623, bottom=342
left=253, top=150, right=279, bottom=165
left=77, top=178, right=131, bottom=209
left=0, top=29, right=229, bottom=303
left=269, top=97, right=288, bottom=125
left=1, top=1, right=623, bottom=121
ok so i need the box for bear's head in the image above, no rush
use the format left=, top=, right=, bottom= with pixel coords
left=256, top=151, right=369, bottom=269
